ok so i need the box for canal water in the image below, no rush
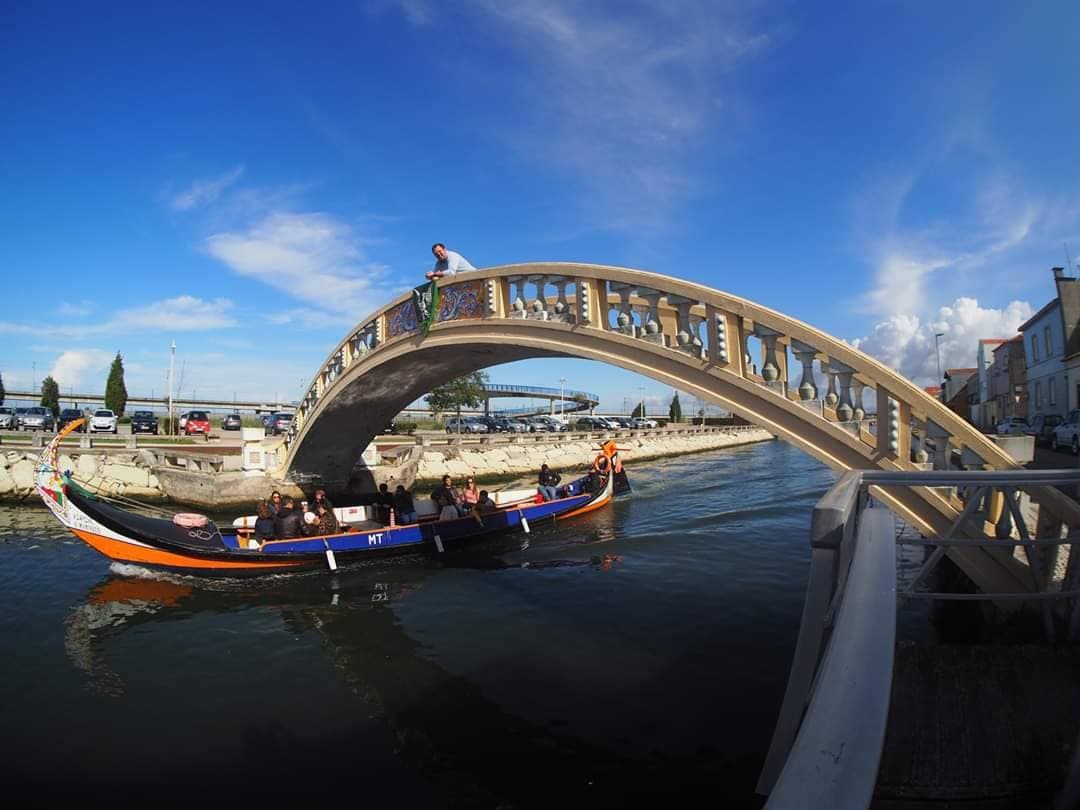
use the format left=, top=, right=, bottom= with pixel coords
left=2, top=441, right=851, bottom=807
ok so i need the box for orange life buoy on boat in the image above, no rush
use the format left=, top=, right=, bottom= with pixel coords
left=593, top=454, right=609, bottom=472
left=172, top=513, right=209, bottom=528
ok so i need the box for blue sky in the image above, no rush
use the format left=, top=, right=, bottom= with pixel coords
left=2, top=2, right=1079, bottom=414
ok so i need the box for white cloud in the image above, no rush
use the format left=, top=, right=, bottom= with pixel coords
left=49, top=350, right=116, bottom=389
left=171, top=165, right=245, bottom=212
left=0, top=296, right=236, bottom=338
left=265, top=308, right=354, bottom=329
left=851, top=297, right=1033, bottom=385
left=393, top=1, right=770, bottom=232
left=205, top=211, right=387, bottom=316
left=56, top=300, right=93, bottom=317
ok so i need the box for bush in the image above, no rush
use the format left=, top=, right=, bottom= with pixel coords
left=394, top=420, right=418, bottom=434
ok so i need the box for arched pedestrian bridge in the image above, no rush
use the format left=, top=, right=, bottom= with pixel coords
left=279, top=262, right=1080, bottom=581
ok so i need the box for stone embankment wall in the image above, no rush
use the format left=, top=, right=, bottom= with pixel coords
left=0, top=449, right=162, bottom=501
left=405, top=426, right=774, bottom=486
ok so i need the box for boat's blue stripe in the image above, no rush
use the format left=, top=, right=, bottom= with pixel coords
left=260, top=494, right=591, bottom=555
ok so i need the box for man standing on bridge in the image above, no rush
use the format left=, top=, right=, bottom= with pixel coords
left=426, top=243, right=475, bottom=280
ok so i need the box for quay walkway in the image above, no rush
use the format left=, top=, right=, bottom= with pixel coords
left=759, top=469, right=1080, bottom=809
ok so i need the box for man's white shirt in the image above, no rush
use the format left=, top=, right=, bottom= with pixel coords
left=434, top=250, right=476, bottom=276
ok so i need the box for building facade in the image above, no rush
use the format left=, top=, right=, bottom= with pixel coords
left=976, top=338, right=1007, bottom=427
left=1020, top=268, right=1080, bottom=421
left=989, top=335, right=1026, bottom=422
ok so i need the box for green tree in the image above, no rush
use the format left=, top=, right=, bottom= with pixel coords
left=425, top=371, right=489, bottom=435
left=40, top=375, right=60, bottom=417
left=104, top=352, right=128, bottom=416
left=631, top=402, right=646, bottom=419
left=668, top=393, right=682, bottom=423
left=0, top=371, right=5, bottom=405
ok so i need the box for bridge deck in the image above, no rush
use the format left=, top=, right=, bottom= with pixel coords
left=875, top=641, right=1080, bottom=808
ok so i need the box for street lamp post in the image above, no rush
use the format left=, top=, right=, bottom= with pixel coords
left=934, top=332, right=945, bottom=393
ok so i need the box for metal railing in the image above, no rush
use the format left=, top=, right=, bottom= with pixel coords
left=758, top=469, right=1080, bottom=809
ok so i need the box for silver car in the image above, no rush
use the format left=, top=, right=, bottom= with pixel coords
left=20, top=406, right=55, bottom=432
left=0, top=406, right=14, bottom=430
left=1051, top=410, right=1080, bottom=454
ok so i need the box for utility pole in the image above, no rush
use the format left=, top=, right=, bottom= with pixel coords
left=934, top=332, right=944, bottom=395
left=168, top=340, right=175, bottom=435
left=559, top=377, right=566, bottom=418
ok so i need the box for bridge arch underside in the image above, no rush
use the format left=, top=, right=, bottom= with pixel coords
left=289, top=321, right=941, bottom=535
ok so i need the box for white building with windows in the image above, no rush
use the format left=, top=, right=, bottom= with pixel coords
left=1019, top=268, right=1080, bottom=420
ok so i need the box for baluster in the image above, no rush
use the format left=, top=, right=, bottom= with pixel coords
left=790, top=340, right=818, bottom=400
left=689, top=314, right=705, bottom=358
left=824, top=368, right=838, bottom=407
left=753, top=325, right=783, bottom=384
left=608, top=282, right=634, bottom=333
left=528, top=274, right=548, bottom=319
left=830, top=361, right=855, bottom=421
left=852, top=381, right=866, bottom=421
left=638, top=290, right=663, bottom=343
left=551, top=277, right=570, bottom=320
left=509, top=276, right=528, bottom=316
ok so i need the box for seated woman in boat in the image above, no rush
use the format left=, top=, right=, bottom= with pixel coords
left=315, top=502, right=339, bottom=535
left=268, top=490, right=282, bottom=517
left=461, top=477, right=480, bottom=510
left=312, top=487, right=334, bottom=512
left=394, top=485, right=417, bottom=524
left=375, top=483, right=396, bottom=524
left=253, top=499, right=275, bottom=545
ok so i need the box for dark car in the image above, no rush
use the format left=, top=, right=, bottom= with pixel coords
left=58, top=408, right=87, bottom=432
left=1025, top=413, right=1062, bottom=447
left=131, top=410, right=159, bottom=435
left=222, top=412, right=242, bottom=431
left=264, top=412, right=293, bottom=436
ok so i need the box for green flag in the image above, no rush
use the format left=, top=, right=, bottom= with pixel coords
left=412, top=280, right=440, bottom=336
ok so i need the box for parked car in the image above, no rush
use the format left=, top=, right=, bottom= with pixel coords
left=221, top=412, right=242, bottom=431
left=609, top=416, right=636, bottom=428
left=131, top=410, right=159, bottom=435
left=264, top=412, right=293, bottom=436
left=493, top=417, right=528, bottom=433
left=183, top=410, right=211, bottom=436
left=573, top=415, right=610, bottom=431
left=1051, top=410, right=1080, bottom=454
left=445, top=416, right=488, bottom=434
left=537, top=416, right=569, bottom=432
left=633, top=417, right=659, bottom=429
left=58, top=408, right=87, bottom=432
left=995, top=416, right=1029, bottom=436
left=1025, top=413, right=1062, bottom=447
left=0, top=406, right=15, bottom=430
left=89, top=409, right=118, bottom=434
left=20, top=406, right=55, bottom=432
left=14, top=407, right=28, bottom=428
left=178, top=412, right=190, bottom=431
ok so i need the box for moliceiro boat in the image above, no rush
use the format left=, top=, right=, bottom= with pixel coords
left=36, top=420, right=630, bottom=576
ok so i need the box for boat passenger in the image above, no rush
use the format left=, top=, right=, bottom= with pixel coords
left=394, top=485, right=417, bottom=524
left=268, top=490, right=282, bottom=517
left=432, top=475, right=465, bottom=517
left=375, top=483, right=395, bottom=524
left=312, top=487, right=334, bottom=512
left=475, top=490, right=497, bottom=514
left=461, top=477, right=480, bottom=509
left=316, top=502, right=339, bottom=535
left=301, top=511, right=320, bottom=536
left=253, top=499, right=275, bottom=544
left=538, top=464, right=561, bottom=501
left=274, top=496, right=303, bottom=539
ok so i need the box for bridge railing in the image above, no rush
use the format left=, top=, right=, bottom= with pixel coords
left=758, top=469, right=1080, bottom=808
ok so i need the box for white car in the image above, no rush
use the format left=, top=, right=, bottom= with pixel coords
left=1051, top=410, right=1080, bottom=454
left=995, top=416, right=1029, bottom=436
left=633, top=417, right=659, bottom=429
left=89, top=409, right=118, bottom=434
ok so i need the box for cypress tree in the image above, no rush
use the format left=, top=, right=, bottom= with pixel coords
left=104, top=352, right=128, bottom=416
left=669, top=393, right=682, bottom=423
left=631, top=402, right=645, bottom=419
left=40, top=375, right=60, bottom=417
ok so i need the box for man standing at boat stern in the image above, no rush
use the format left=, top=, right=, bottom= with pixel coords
left=426, top=243, right=475, bottom=280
